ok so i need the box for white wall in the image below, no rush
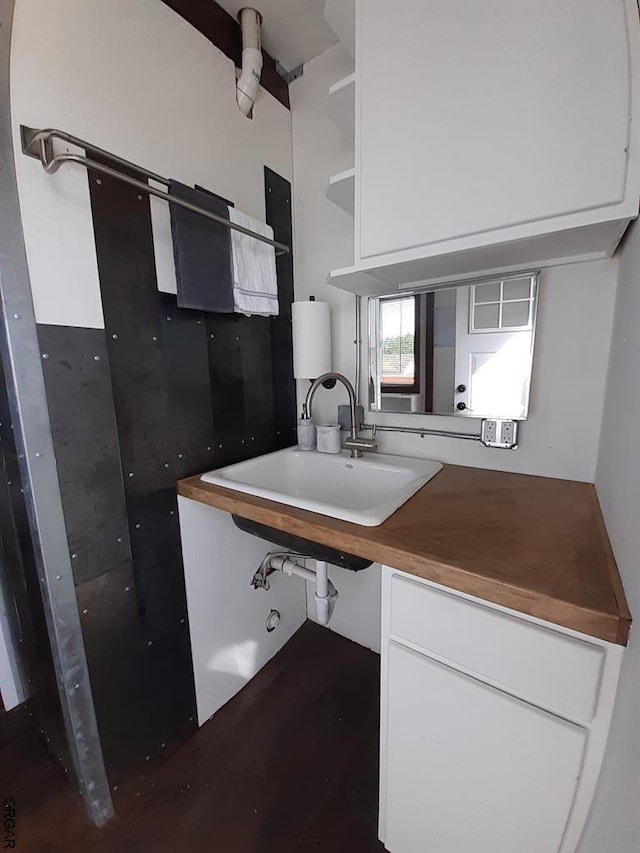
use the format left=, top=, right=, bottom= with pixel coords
left=578, top=221, right=640, bottom=852
left=178, top=498, right=306, bottom=726
left=291, top=45, right=619, bottom=652
left=10, top=0, right=292, bottom=328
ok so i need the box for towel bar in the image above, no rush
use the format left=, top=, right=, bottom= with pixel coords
left=20, top=126, right=290, bottom=256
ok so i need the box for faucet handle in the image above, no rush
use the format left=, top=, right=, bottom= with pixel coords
left=344, top=435, right=377, bottom=453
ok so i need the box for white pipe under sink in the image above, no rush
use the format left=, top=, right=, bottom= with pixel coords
left=268, top=555, right=337, bottom=625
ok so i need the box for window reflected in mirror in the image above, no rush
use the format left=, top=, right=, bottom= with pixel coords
left=368, top=274, right=539, bottom=420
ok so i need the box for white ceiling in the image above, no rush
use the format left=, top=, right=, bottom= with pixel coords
left=216, top=0, right=337, bottom=71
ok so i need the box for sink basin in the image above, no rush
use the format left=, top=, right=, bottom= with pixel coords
left=200, top=447, right=442, bottom=526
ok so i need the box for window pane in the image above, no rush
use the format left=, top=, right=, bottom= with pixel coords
left=503, top=277, right=531, bottom=301
left=381, top=297, right=416, bottom=385
left=474, top=282, right=501, bottom=303
left=502, top=301, right=530, bottom=327
left=473, top=303, right=500, bottom=330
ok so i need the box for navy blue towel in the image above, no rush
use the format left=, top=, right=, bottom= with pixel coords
left=168, top=180, right=234, bottom=312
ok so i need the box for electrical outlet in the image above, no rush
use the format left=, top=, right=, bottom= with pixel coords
left=500, top=420, right=516, bottom=447
left=481, top=418, right=518, bottom=449
left=481, top=419, right=497, bottom=445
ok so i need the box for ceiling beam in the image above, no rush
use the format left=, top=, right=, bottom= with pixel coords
left=161, top=0, right=290, bottom=109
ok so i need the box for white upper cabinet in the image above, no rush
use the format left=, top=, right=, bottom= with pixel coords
left=331, top=0, right=640, bottom=293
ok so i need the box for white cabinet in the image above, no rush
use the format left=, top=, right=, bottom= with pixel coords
left=385, top=643, right=586, bottom=853
left=379, top=568, right=624, bottom=853
left=330, top=0, right=640, bottom=292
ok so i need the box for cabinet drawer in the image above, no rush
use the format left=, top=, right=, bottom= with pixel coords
left=389, top=572, right=604, bottom=721
left=384, top=642, right=586, bottom=853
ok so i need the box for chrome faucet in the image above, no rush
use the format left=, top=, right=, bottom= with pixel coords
left=303, top=372, right=377, bottom=459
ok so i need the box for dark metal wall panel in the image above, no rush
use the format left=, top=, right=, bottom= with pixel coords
left=206, top=313, right=247, bottom=464
left=82, top=165, right=197, bottom=789
left=88, top=171, right=176, bottom=497
left=75, top=557, right=194, bottom=784
left=241, top=316, right=277, bottom=458
left=37, top=325, right=132, bottom=586
left=265, top=167, right=297, bottom=449
left=158, top=293, right=216, bottom=479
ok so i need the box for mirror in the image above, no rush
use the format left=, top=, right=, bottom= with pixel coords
left=368, top=273, right=539, bottom=420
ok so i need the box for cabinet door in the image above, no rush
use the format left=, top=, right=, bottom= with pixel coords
left=383, top=642, right=586, bottom=853
left=359, top=0, right=632, bottom=260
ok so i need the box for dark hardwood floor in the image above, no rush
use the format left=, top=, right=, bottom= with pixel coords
left=0, top=621, right=385, bottom=852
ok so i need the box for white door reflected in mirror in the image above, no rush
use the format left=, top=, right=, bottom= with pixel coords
left=368, top=274, right=539, bottom=420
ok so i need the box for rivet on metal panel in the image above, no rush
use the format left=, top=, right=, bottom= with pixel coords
left=74, top=683, right=80, bottom=690
left=56, top=574, right=62, bottom=580
left=147, top=640, right=153, bottom=647
left=209, top=334, right=214, bottom=339
left=128, top=472, right=134, bottom=478
left=93, top=355, right=101, bottom=361
left=6, top=481, right=10, bottom=486
left=218, top=444, right=223, bottom=449
left=35, top=452, right=41, bottom=457
left=161, top=742, right=166, bottom=749
left=13, top=313, right=20, bottom=319
left=169, top=510, right=175, bottom=516
left=163, top=462, right=170, bottom=469
left=42, top=353, right=50, bottom=360
left=196, top=320, right=202, bottom=325
left=96, top=178, right=102, bottom=185
left=112, top=786, right=119, bottom=793
left=251, top=436, right=255, bottom=441
left=145, top=755, right=150, bottom=761
left=235, top=336, right=239, bottom=341
left=71, top=553, right=78, bottom=560
left=137, top=194, right=143, bottom=201
left=112, top=334, right=119, bottom=340
left=82, top=609, right=88, bottom=615
left=177, top=453, right=184, bottom=459
left=166, top=316, right=172, bottom=322
left=206, top=446, right=211, bottom=451
left=124, top=586, right=131, bottom=592
left=116, top=537, right=122, bottom=543
left=241, top=439, right=245, bottom=445
left=135, top=523, right=141, bottom=529
left=189, top=716, right=193, bottom=723
left=152, top=335, right=158, bottom=342
left=180, top=618, right=185, bottom=625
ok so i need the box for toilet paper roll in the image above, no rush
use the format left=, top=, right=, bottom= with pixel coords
left=292, top=300, right=332, bottom=379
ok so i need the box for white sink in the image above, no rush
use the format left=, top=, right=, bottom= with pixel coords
left=200, top=447, right=442, bottom=527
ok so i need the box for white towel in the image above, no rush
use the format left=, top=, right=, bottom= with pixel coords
left=228, top=207, right=279, bottom=317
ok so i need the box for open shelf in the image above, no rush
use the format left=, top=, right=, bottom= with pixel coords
left=327, top=73, right=355, bottom=140
left=326, top=168, right=355, bottom=216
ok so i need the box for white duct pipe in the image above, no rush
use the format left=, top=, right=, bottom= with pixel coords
left=268, top=556, right=337, bottom=625
left=236, top=8, right=263, bottom=117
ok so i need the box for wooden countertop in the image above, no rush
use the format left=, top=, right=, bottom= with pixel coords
left=178, top=464, right=631, bottom=646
